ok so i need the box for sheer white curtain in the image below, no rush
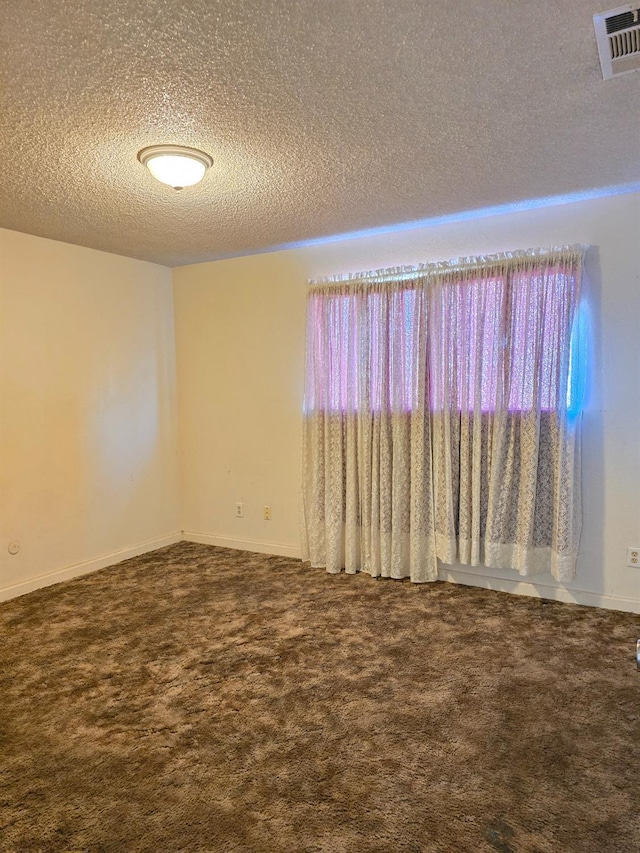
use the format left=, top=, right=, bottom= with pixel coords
left=301, top=246, right=586, bottom=583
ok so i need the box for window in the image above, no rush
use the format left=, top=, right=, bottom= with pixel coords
left=302, top=247, right=586, bottom=584
left=305, top=261, right=583, bottom=415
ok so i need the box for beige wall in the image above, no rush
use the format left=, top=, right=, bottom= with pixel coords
left=2, top=193, right=639, bottom=611
left=0, top=229, right=179, bottom=598
left=174, top=250, right=307, bottom=555
left=174, top=191, right=640, bottom=612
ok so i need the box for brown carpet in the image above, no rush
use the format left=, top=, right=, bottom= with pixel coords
left=1, top=542, right=639, bottom=853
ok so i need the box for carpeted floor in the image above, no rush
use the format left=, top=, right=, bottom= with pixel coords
left=1, top=542, right=639, bottom=853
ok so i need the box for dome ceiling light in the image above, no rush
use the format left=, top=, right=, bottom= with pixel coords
left=137, top=144, right=213, bottom=190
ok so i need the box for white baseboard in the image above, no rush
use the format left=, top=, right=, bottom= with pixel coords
left=439, top=568, right=640, bottom=614
left=183, top=531, right=302, bottom=560
left=0, top=532, right=183, bottom=602
left=3, top=531, right=637, bottom=615
left=183, top=535, right=637, bottom=612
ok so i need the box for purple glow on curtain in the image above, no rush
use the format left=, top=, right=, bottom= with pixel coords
left=305, top=264, right=578, bottom=415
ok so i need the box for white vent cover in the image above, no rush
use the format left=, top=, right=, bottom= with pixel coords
left=594, top=4, right=640, bottom=78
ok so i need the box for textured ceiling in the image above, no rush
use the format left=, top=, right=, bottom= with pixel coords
left=0, top=1, right=639, bottom=267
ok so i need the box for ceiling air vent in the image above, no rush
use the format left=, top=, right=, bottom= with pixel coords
left=594, top=3, right=640, bottom=78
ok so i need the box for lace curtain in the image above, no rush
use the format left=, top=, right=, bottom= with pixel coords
left=301, top=246, right=586, bottom=583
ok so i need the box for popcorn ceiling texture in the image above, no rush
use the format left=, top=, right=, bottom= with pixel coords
left=0, top=0, right=639, bottom=266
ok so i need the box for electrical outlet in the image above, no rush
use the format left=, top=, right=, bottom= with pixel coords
left=627, top=547, right=639, bottom=568
left=236, top=502, right=244, bottom=518
left=264, top=506, right=271, bottom=521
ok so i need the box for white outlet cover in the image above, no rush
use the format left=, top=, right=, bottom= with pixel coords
left=627, top=547, right=640, bottom=567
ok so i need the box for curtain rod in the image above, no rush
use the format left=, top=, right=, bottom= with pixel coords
left=307, top=244, right=588, bottom=288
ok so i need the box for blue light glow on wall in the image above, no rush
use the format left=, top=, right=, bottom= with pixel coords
left=215, top=181, right=640, bottom=261
left=567, top=299, right=590, bottom=423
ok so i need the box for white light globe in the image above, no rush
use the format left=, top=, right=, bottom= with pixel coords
left=138, top=145, right=213, bottom=190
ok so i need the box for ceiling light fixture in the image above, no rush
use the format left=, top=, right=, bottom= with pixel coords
left=137, top=144, right=213, bottom=190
